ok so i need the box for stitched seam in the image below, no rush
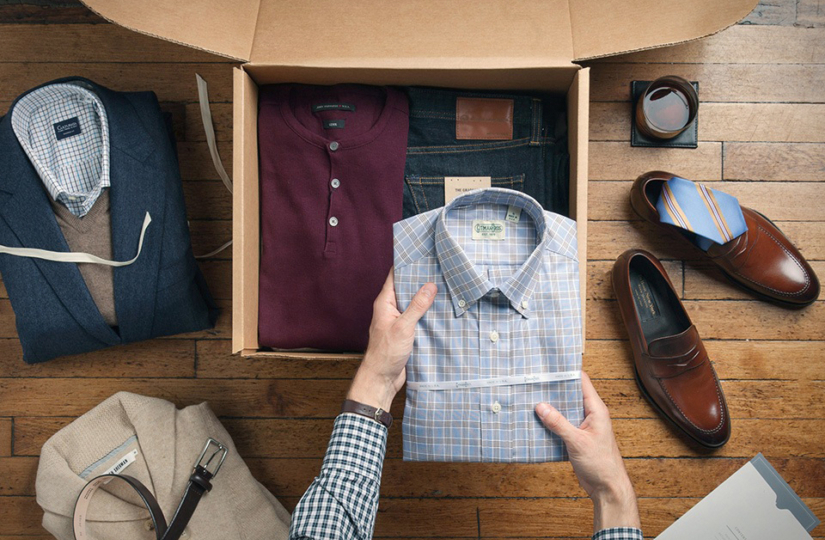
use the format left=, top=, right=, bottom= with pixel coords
left=404, top=176, right=524, bottom=185
left=731, top=225, right=810, bottom=297
left=408, top=141, right=532, bottom=155
left=408, top=137, right=531, bottom=151
left=659, top=373, right=726, bottom=434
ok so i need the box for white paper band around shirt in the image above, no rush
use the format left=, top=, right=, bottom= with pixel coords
left=406, top=370, right=582, bottom=391
left=0, top=212, right=151, bottom=267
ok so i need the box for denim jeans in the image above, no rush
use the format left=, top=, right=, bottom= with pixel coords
left=402, top=87, right=569, bottom=218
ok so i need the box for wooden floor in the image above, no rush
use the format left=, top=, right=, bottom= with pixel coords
left=0, top=1, right=823, bottom=538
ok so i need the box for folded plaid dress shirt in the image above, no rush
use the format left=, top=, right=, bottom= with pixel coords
left=394, top=188, right=583, bottom=462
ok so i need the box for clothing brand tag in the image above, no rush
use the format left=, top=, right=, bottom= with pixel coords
left=444, top=176, right=491, bottom=204
left=323, top=119, right=346, bottom=129
left=312, top=103, right=356, bottom=112
left=632, top=278, right=660, bottom=323
left=456, top=97, right=514, bottom=140
left=102, top=449, right=138, bottom=475
left=505, top=205, right=522, bottom=223
left=472, top=220, right=506, bottom=240
left=53, top=117, right=82, bottom=140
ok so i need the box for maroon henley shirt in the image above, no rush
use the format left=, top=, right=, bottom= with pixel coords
left=258, top=84, right=409, bottom=351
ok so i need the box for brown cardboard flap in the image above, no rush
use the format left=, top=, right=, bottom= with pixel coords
left=249, top=0, right=573, bottom=66
left=570, top=0, right=758, bottom=60
left=80, top=0, right=260, bottom=61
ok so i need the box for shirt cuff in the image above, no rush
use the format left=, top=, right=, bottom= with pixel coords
left=321, top=413, right=388, bottom=482
left=592, top=527, right=644, bottom=540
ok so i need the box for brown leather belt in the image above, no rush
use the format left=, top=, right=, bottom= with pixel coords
left=73, top=438, right=228, bottom=540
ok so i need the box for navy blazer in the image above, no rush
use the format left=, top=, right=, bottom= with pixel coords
left=0, top=77, right=218, bottom=363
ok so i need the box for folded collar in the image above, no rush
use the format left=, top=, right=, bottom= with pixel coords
left=434, top=188, right=549, bottom=318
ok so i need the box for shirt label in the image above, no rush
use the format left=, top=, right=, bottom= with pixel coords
left=102, top=449, right=138, bottom=475
left=472, top=220, right=506, bottom=240
left=323, top=119, right=346, bottom=129
left=312, top=103, right=356, bottom=112
left=53, top=117, right=82, bottom=140
left=505, top=205, right=522, bottom=223
left=444, top=176, right=491, bottom=204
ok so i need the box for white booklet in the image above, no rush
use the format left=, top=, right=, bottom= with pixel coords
left=657, top=454, right=819, bottom=540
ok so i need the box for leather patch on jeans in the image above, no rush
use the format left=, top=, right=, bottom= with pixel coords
left=456, top=97, right=514, bottom=140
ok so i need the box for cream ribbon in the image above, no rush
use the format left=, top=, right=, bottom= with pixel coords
left=0, top=212, right=151, bottom=266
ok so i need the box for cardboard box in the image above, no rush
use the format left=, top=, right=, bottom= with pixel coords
left=80, top=0, right=757, bottom=358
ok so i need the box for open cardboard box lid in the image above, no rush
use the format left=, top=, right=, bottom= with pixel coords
left=81, top=0, right=756, bottom=67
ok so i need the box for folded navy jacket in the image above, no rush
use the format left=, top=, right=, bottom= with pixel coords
left=0, top=77, right=218, bottom=363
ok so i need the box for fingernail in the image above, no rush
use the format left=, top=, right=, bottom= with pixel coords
left=535, top=403, right=550, bottom=417
left=420, top=283, right=435, bottom=298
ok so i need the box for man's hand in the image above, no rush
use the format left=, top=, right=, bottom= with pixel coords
left=535, top=372, right=641, bottom=531
left=347, top=271, right=436, bottom=413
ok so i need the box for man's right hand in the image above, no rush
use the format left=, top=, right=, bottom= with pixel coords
left=535, top=372, right=641, bottom=532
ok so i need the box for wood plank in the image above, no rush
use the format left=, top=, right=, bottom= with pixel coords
left=0, top=338, right=195, bottom=378
left=797, top=0, right=825, bottom=27
left=0, top=497, right=45, bottom=535
left=178, top=141, right=232, bottom=181
left=198, top=260, right=231, bottom=300
left=588, top=180, right=825, bottom=222
left=584, top=339, right=825, bottom=380
left=588, top=63, right=825, bottom=102
left=596, top=25, right=825, bottom=64
left=586, top=221, right=825, bottom=261
left=0, top=4, right=100, bottom=25
left=590, top=102, right=825, bottom=143
left=184, top=102, right=232, bottom=142
left=188, top=220, right=233, bottom=260
left=589, top=142, right=722, bottom=181
left=684, top=260, right=825, bottom=300
left=0, top=24, right=228, bottom=63
left=0, top=418, right=9, bottom=457
left=0, top=377, right=822, bottom=420
left=741, top=0, right=798, bottom=25
left=196, top=339, right=362, bottom=379
left=0, top=63, right=233, bottom=103
left=587, top=298, right=825, bottom=341
left=725, top=142, right=825, bottom=180
left=182, top=181, right=232, bottom=221
left=13, top=417, right=70, bottom=457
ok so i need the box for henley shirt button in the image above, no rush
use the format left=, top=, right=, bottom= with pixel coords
left=490, top=331, right=499, bottom=343
left=458, top=299, right=466, bottom=308
left=329, top=141, right=339, bottom=151
left=331, top=178, right=340, bottom=189
left=329, top=216, right=339, bottom=227
left=492, top=401, right=501, bottom=414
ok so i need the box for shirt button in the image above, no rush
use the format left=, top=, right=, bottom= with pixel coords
left=521, top=300, right=529, bottom=309
left=458, top=299, right=466, bottom=308
left=489, top=331, right=499, bottom=343
left=329, top=141, right=339, bottom=151
left=492, top=401, right=501, bottom=414
left=331, top=178, right=341, bottom=189
left=329, top=216, right=339, bottom=227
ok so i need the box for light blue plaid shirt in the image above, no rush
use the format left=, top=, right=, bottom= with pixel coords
left=394, top=188, right=583, bottom=462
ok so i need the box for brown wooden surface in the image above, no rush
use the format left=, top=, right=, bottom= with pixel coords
left=0, top=0, right=823, bottom=538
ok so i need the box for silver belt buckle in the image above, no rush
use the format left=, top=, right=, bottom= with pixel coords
left=194, top=438, right=229, bottom=478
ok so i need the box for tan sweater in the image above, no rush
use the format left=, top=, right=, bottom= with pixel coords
left=50, top=189, right=117, bottom=326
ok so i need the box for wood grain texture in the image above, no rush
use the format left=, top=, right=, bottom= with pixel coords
left=0, top=0, right=822, bottom=538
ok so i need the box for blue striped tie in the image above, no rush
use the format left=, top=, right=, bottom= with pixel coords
left=655, top=177, right=748, bottom=251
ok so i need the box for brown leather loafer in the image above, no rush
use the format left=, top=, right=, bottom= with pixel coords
left=631, top=171, right=820, bottom=307
left=613, top=249, right=731, bottom=448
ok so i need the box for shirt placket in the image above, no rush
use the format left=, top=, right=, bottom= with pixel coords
left=478, top=290, right=511, bottom=461
left=324, top=140, right=342, bottom=255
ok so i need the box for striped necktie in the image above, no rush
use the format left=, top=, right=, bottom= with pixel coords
left=655, top=176, right=748, bottom=251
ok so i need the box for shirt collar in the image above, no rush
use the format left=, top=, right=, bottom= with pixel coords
left=434, top=188, right=549, bottom=318
left=10, top=82, right=110, bottom=217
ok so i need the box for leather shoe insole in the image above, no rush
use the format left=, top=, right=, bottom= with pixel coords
left=629, top=258, right=690, bottom=346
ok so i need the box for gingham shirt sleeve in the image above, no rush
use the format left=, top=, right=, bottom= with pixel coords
left=289, top=413, right=388, bottom=539
left=592, top=527, right=644, bottom=540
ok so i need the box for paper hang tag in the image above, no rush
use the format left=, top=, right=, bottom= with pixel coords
left=472, top=220, right=506, bottom=240
left=444, top=176, right=491, bottom=204
left=505, top=205, right=522, bottom=223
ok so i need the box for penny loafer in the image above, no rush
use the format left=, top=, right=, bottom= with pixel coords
left=613, top=249, right=731, bottom=448
left=631, top=171, right=820, bottom=307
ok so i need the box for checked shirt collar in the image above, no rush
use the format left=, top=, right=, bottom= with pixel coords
left=434, top=188, right=550, bottom=318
